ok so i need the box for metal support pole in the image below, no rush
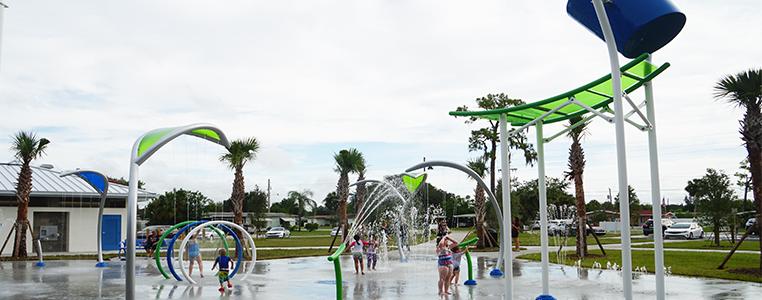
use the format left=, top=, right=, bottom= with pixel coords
left=536, top=121, right=551, bottom=297
left=591, top=1, right=633, bottom=299
left=96, top=192, right=107, bottom=266
left=645, top=56, right=666, bottom=300
left=498, top=114, right=513, bottom=299
left=125, top=161, right=139, bottom=300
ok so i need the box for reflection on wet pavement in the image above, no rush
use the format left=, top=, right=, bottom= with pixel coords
left=1, top=253, right=761, bottom=299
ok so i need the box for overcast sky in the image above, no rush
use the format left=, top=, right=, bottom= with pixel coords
left=1, top=0, right=761, bottom=209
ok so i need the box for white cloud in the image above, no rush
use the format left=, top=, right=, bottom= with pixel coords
left=0, top=0, right=760, bottom=209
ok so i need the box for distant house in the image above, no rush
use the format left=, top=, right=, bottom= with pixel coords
left=204, top=212, right=342, bottom=229
left=0, top=163, right=156, bottom=255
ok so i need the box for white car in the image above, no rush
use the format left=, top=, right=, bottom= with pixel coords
left=266, top=227, right=291, bottom=238
left=664, top=222, right=703, bottom=239
left=330, top=227, right=341, bottom=237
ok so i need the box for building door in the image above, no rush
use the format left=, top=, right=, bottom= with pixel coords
left=33, top=212, right=68, bottom=252
left=101, top=215, right=121, bottom=251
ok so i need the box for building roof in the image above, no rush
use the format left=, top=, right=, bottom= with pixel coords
left=0, top=163, right=156, bottom=200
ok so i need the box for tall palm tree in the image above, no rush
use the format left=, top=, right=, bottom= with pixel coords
left=467, top=158, right=491, bottom=248
left=292, top=190, right=317, bottom=231
left=714, top=69, right=762, bottom=269
left=220, top=137, right=260, bottom=226
left=333, top=148, right=364, bottom=239
left=10, top=131, right=50, bottom=258
left=564, top=116, right=590, bottom=258
left=354, top=158, right=367, bottom=217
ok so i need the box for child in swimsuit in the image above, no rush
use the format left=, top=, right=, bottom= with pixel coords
left=211, top=248, right=234, bottom=292
left=366, top=235, right=378, bottom=271
left=187, top=234, right=204, bottom=278
left=450, top=246, right=466, bottom=285
left=437, top=235, right=455, bottom=296
left=349, top=234, right=366, bottom=275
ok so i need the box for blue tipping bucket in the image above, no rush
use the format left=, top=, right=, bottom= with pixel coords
left=567, top=0, right=686, bottom=58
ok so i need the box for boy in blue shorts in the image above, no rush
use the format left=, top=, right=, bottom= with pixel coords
left=211, top=249, right=234, bottom=292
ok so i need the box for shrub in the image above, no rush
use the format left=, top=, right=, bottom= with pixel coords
left=305, top=223, right=319, bottom=232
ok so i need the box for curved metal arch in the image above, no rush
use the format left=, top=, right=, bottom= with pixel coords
left=132, top=123, right=231, bottom=166
left=405, top=160, right=506, bottom=274
left=165, top=221, right=232, bottom=281
left=126, top=123, right=231, bottom=300
left=177, top=221, right=256, bottom=285
left=59, top=169, right=110, bottom=267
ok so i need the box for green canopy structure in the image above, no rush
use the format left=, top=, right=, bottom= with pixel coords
left=449, top=53, right=670, bottom=300
left=450, top=54, right=668, bottom=127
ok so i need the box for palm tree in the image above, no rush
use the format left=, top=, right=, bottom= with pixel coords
left=714, top=69, right=762, bottom=269
left=10, top=131, right=50, bottom=258
left=354, top=158, right=368, bottom=217
left=333, top=148, right=364, bottom=239
left=292, top=190, right=317, bottom=231
left=467, top=158, right=491, bottom=248
left=220, top=137, right=260, bottom=226
left=564, top=116, right=590, bottom=258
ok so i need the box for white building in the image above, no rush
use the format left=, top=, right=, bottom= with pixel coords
left=0, top=163, right=155, bottom=255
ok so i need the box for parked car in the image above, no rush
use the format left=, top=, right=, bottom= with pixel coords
left=266, top=227, right=291, bottom=238
left=330, top=227, right=341, bottom=237
left=642, top=218, right=674, bottom=236
left=664, top=222, right=703, bottom=239
left=745, top=218, right=757, bottom=234
left=548, top=219, right=573, bottom=236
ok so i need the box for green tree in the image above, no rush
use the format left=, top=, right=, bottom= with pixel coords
left=507, top=177, right=575, bottom=224
left=107, top=177, right=145, bottom=189
left=292, top=190, right=317, bottom=231
left=467, top=157, right=491, bottom=248
left=565, top=116, right=591, bottom=257
left=455, top=93, right=537, bottom=195
left=615, top=186, right=641, bottom=226
left=734, top=158, right=753, bottom=212
left=333, top=148, right=364, bottom=238
left=9, top=131, right=50, bottom=258
left=219, top=137, right=260, bottom=226
left=714, top=68, right=762, bottom=269
left=143, top=189, right=214, bottom=225
left=685, top=169, right=736, bottom=246
left=244, top=187, right=269, bottom=236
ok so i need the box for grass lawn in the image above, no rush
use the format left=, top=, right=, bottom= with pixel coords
left=518, top=249, right=762, bottom=283
left=519, top=232, right=650, bottom=247
left=195, top=235, right=336, bottom=248
left=633, top=239, right=762, bottom=252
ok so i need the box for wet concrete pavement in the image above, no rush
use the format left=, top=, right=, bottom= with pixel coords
left=1, top=252, right=761, bottom=299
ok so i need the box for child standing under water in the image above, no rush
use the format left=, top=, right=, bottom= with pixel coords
left=436, top=235, right=457, bottom=296
left=349, top=234, right=366, bottom=275
left=366, top=235, right=379, bottom=271
left=187, top=234, right=204, bottom=278
left=211, top=249, right=234, bottom=292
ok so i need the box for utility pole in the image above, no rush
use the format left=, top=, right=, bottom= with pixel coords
left=267, top=179, right=271, bottom=212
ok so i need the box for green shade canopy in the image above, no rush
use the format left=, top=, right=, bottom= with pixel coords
left=401, top=173, right=427, bottom=194
left=133, top=124, right=230, bottom=165
left=449, top=53, right=669, bottom=125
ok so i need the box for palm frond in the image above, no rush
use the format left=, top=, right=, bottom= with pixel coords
left=713, top=69, right=762, bottom=107
left=10, top=131, right=50, bottom=163
left=333, top=148, right=365, bottom=175
left=219, top=137, right=260, bottom=170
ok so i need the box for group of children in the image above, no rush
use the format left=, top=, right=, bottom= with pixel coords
left=346, top=222, right=471, bottom=297
left=435, top=223, right=470, bottom=297
left=348, top=234, right=380, bottom=275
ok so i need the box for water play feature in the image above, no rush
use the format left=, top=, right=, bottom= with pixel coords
left=327, top=173, right=427, bottom=300
left=58, top=169, right=111, bottom=268
left=124, top=124, right=231, bottom=300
